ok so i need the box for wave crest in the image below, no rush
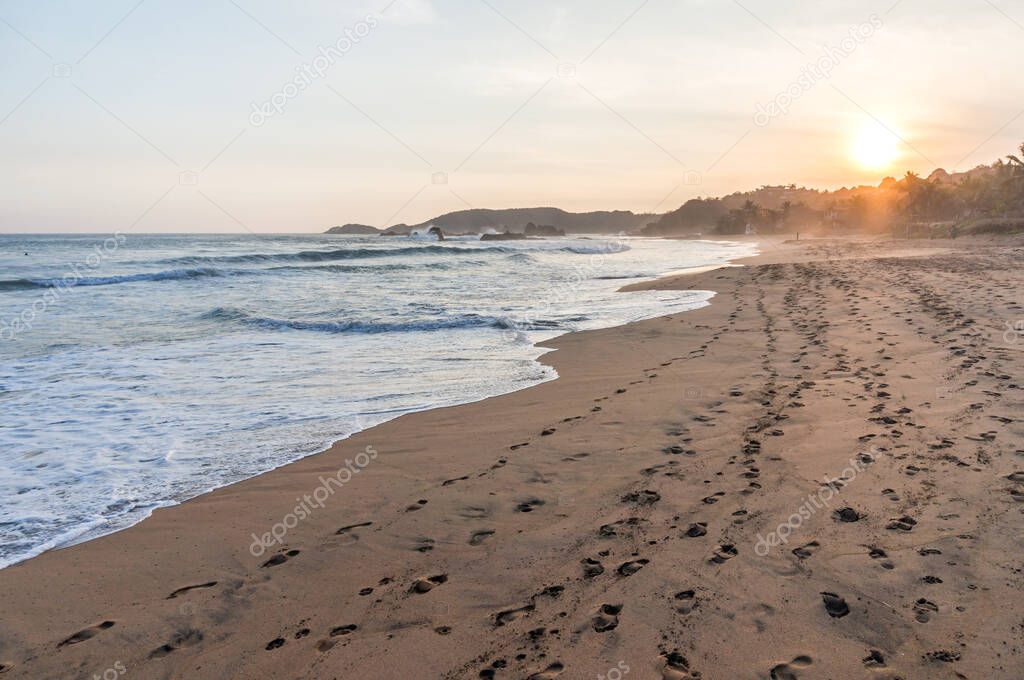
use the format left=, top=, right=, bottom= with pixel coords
left=202, top=307, right=573, bottom=335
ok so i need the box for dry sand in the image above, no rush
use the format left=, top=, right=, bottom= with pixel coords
left=1, top=236, right=1023, bottom=679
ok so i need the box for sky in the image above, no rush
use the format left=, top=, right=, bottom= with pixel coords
left=1, top=0, right=1023, bottom=233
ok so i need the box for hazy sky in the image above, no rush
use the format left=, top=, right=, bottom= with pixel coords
left=2, top=0, right=1023, bottom=232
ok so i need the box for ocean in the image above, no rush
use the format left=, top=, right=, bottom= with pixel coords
left=0, top=233, right=755, bottom=568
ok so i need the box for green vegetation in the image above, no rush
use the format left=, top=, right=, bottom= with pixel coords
left=644, top=142, right=1024, bottom=237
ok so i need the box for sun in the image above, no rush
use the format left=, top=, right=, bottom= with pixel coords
left=852, top=123, right=900, bottom=171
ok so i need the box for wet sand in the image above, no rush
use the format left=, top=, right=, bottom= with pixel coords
left=1, top=236, right=1022, bottom=679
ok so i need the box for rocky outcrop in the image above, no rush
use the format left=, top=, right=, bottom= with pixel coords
left=325, top=224, right=381, bottom=235
left=480, top=231, right=527, bottom=241
left=523, top=223, right=565, bottom=237
left=404, top=208, right=648, bottom=234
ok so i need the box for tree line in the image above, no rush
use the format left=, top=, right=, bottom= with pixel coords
left=644, top=142, right=1024, bottom=237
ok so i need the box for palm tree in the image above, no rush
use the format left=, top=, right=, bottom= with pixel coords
left=780, top=200, right=792, bottom=228
left=1006, top=142, right=1024, bottom=169
left=1006, top=143, right=1024, bottom=197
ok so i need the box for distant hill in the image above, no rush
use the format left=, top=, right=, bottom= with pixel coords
left=323, top=143, right=1022, bottom=239
left=643, top=154, right=1021, bottom=237
left=326, top=224, right=382, bottom=235
left=405, top=208, right=648, bottom=234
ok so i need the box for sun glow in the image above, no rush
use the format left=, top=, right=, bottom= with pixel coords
left=852, top=123, right=901, bottom=171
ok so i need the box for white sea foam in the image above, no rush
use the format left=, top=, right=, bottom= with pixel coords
left=0, top=234, right=756, bottom=567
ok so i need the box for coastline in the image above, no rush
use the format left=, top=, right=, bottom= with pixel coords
left=1, top=235, right=1021, bottom=679
left=0, top=235, right=752, bottom=571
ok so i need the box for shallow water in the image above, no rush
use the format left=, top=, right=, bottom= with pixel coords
left=0, top=233, right=755, bottom=568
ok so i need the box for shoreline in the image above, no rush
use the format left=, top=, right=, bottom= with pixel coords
left=1, top=235, right=1021, bottom=679
left=0, top=236, right=752, bottom=571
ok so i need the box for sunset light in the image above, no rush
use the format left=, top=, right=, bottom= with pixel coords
left=852, top=122, right=901, bottom=171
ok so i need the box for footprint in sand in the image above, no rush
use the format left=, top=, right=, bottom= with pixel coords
left=913, top=598, right=938, bottom=623
left=709, top=545, right=738, bottom=564
left=261, top=549, right=300, bottom=568
left=674, top=590, right=697, bottom=614
left=660, top=651, right=695, bottom=679
left=598, top=517, right=645, bottom=537
left=616, top=559, right=649, bottom=576
left=581, top=558, right=605, bottom=578
left=58, top=621, right=115, bottom=647
left=469, top=529, right=495, bottom=545
left=820, top=592, right=850, bottom=618
left=886, top=516, right=917, bottom=532
left=329, top=624, right=358, bottom=637
left=494, top=603, right=535, bottom=626
left=562, top=452, right=591, bottom=462
left=442, top=475, right=469, bottom=486
left=868, top=547, right=894, bottom=569
left=335, top=521, right=373, bottom=539
left=622, top=490, right=661, bottom=506
left=167, top=581, right=217, bottom=599
left=791, top=541, right=820, bottom=559
left=923, top=650, right=960, bottom=662
left=315, top=625, right=357, bottom=653
left=832, top=507, right=863, bottom=523
left=862, top=650, right=886, bottom=667
left=410, top=574, right=448, bottom=594
left=526, top=661, right=564, bottom=679
left=591, top=603, right=623, bottom=632
left=515, top=498, right=545, bottom=513
left=770, top=655, right=813, bottom=679
left=535, top=585, right=564, bottom=599
left=684, top=522, right=708, bottom=538
left=150, top=628, right=203, bottom=658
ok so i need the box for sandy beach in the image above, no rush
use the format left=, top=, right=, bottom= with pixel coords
left=1, top=236, right=1022, bottom=680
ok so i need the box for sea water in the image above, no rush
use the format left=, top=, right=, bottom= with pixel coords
left=0, top=233, right=755, bottom=567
